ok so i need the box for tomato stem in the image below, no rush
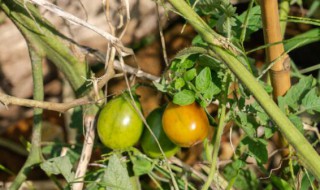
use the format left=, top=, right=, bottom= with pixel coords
left=201, top=73, right=230, bottom=190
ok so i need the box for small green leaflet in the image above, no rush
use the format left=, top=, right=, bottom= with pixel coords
left=288, top=114, right=304, bottom=134
left=180, top=58, right=195, bottom=69
left=153, top=80, right=167, bottom=92
left=174, top=78, right=185, bottom=89
left=235, top=6, right=262, bottom=40
left=237, top=112, right=257, bottom=138
left=183, top=68, right=197, bottom=81
left=203, top=82, right=221, bottom=100
left=301, top=88, right=320, bottom=114
left=131, top=156, right=154, bottom=176
left=281, top=75, right=313, bottom=111
left=104, top=154, right=133, bottom=190
left=40, top=156, right=74, bottom=183
left=173, top=90, right=195, bottom=106
left=196, top=67, right=212, bottom=91
left=270, top=175, right=293, bottom=190
left=242, top=137, right=268, bottom=164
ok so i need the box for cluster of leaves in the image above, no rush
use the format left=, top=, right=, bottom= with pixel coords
left=221, top=75, right=320, bottom=189
left=154, top=52, right=223, bottom=107
left=194, top=0, right=262, bottom=41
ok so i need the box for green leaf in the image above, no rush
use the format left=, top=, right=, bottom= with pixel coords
left=174, top=78, right=185, bottom=89
left=301, top=88, right=320, bottom=114
left=270, top=175, right=293, bottom=190
left=237, top=112, right=257, bottom=138
left=104, top=154, right=133, bottom=190
left=180, top=58, right=195, bottom=69
left=153, top=81, right=167, bottom=92
left=198, top=54, right=222, bottom=71
left=264, top=126, right=276, bottom=139
left=288, top=114, right=304, bottom=134
left=191, top=35, right=207, bottom=46
left=235, top=6, right=262, bottom=39
left=284, top=28, right=320, bottom=51
left=196, top=67, right=212, bottom=91
left=301, top=172, right=315, bottom=190
left=283, top=75, right=313, bottom=110
left=131, top=156, right=154, bottom=176
left=40, top=156, right=74, bottom=183
left=183, top=68, right=197, bottom=81
left=242, top=137, right=268, bottom=164
left=202, top=82, right=221, bottom=99
left=173, top=90, right=195, bottom=106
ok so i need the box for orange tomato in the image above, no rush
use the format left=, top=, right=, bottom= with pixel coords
left=162, top=102, right=210, bottom=147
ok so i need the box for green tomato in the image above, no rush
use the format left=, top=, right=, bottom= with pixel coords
left=140, top=107, right=180, bottom=158
left=97, top=94, right=144, bottom=150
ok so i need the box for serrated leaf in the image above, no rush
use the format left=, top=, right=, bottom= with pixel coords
left=301, top=88, right=320, bottom=114
left=196, top=67, right=212, bottom=91
left=237, top=112, right=257, bottom=138
left=288, top=114, right=304, bottom=134
left=235, top=6, right=262, bottom=39
left=173, top=90, right=195, bottom=106
left=283, top=76, right=313, bottom=110
left=131, top=156, right=154, bottom=176
left=202, top=82, right=221, bottom=99
left=104, top=154, right=133, bottom=190
left=242, top=137, right=268, bottom=164
left=40, top=156, right=74, bottom=183
left=184, top=68, right=197, bottom=81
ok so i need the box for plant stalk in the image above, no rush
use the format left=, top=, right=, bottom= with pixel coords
left=201, top=83, right=228, bottom=190
left=9, top=48, right=44, bottom=190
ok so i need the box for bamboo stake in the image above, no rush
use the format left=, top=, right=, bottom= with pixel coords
left=260, top=0, right=291, bottom=99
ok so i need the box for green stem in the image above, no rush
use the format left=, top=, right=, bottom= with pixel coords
left=168, top=0, right=320, bottom=179
left=10, top=48, right=44, bottom=190
left=240, top=0, right=254, bottom=44
left=201, top=74, right=228, bottom=190
left=279, top=0, right=290, bottom=36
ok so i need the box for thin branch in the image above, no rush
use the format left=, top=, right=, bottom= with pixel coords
left=155, top=3, right=169, bottom=67
left=0, top=58, right=159, bottom=113
left=0, top=92, right=88, bottom=113
left=72, top=115, right=96, bottom=190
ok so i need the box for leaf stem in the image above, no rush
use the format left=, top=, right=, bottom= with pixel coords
left=9, top=47, right=44, bottom=190
left=201, top=74, right=229, bottom=190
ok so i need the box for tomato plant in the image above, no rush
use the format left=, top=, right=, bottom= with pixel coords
left=97, top=93, right=144, bottom=150
left=162, top=102, right=210, bottom=147
left=140, top=107, right=180, bottom=158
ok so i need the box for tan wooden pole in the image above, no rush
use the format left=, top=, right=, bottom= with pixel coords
left=260, top=0, right=291, bottom=99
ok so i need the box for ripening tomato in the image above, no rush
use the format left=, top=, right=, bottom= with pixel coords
left=140, top=107, right=180, bottom=158
left=162, top=102, right=210, bottom=147
left=97, top=94, right=144, bottom=150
